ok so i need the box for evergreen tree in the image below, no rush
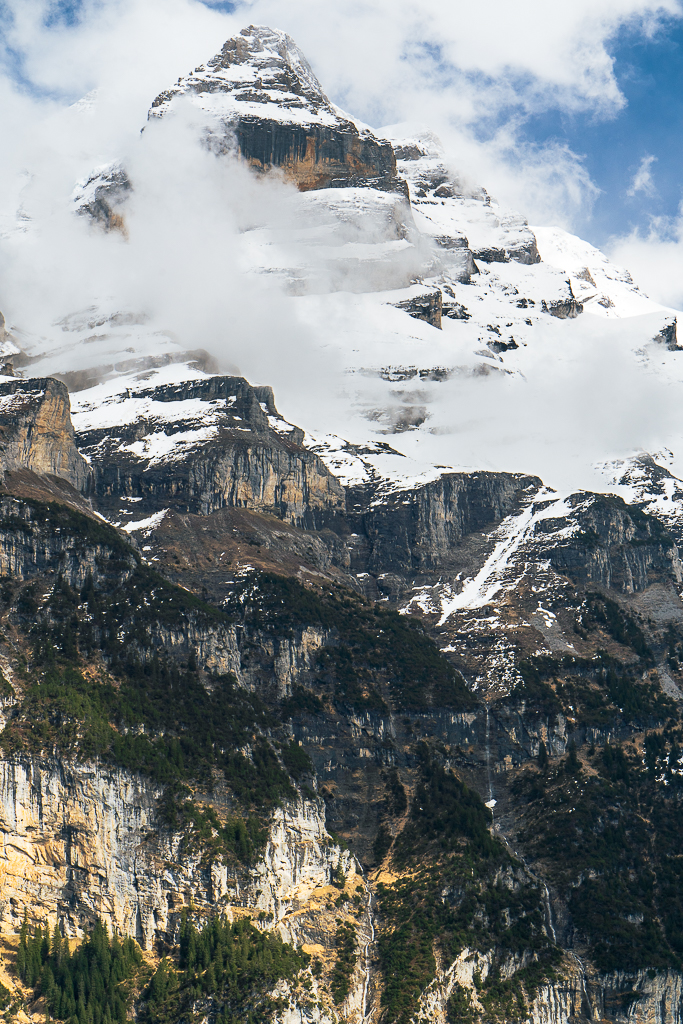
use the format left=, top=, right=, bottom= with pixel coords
left=565, top=739, right=581, bottom=775
left=52, top=923, right=63, bottom=969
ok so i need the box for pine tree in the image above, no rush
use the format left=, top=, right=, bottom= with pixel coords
left=17, top=942, right=26, bottom=983
left=17, top=909, right=28, bottom=982
left=186, top=930, right=197, bottom=971
left=565, top=739, right=581, bottom=775
left=51, top=922, right=63, bottom=968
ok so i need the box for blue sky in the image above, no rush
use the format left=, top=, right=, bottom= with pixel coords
left=519, top=18, right=683, bottom=247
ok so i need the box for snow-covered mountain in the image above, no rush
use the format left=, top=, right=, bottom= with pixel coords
left=4, top=24, right=683, bottom=1024
left=4, top=24, right=683, bottom=620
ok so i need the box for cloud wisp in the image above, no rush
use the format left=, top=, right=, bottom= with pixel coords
left=607, top=206, right=683, bottom=308
left=627, top=154, right=658, bottom=197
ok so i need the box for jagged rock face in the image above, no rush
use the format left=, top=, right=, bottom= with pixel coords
left=386, top=125, right=541, bottom=268
left=148, top=25, right=397, bottom=191
left=0, top=755, right=344, bottom=953
left=72, top=163, right=131, bottom=233
left=0, top=495, right=135, bottom=589
left=653, top=316, right=680, bottom=350
left=601, top=453, right=683, bottom=546
left=416, top=951, right=683, bottom=1024
left=541, top=492, right=681, bottom=592
left=231, top=116, right=397, bottom=191
left=344, top=470, right=541, bottom=575
left=0, top=379, right=90, bottom=490
left=582, top=969, right=683, bottom=1024
left=73, top=375, right=344, bottom=525
left=143, top=618, right=328, bottom=699
left=543, top=295, right=584, bottom=319
left=291, top=469, right=683, bottom=723
left=392, top=289, right=443, bottom=328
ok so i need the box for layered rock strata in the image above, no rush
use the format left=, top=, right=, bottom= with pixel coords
left=75, top=375, right=345, bottom=525
left=0, top=379, right=90, bottom=490
left=148, top=25, right=397, bottom=191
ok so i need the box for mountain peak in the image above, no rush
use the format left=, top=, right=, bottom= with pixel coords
left=149, top=25, right=330, bottom=123
left=147, top=25, right=397, bottom=190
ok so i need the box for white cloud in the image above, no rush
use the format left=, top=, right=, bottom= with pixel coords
left=0, top=78, right=339, bottom=403
left=607, top=208, right=683, bottom=307
left=627, top=154, right=658, bottom=197
left=240, top=0, right=679, bottom=121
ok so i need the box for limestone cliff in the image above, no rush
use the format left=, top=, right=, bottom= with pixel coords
left=0, top=755, right=352, bottom=968
left=0, top=379, right=90, bottom=490
left=412, top=950, right=683, bottom=1024
left=75, top=375, right=345, bottom=526
left=344, top=470, right=542, bottom=574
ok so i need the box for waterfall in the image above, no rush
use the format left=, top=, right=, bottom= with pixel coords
left=485, top=706, right=496, bottom=815
left=570, top=952, right=591, bottom=1020
left=358, top=862, right=376, bottom=1022
left=542, top=882, right=557, bottom=944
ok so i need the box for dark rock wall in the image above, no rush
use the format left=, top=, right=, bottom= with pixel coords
left=233, top=116, right=396, bottom=190
left=540, top=493, right=680, bottom=592
left=342, top=471, right=541, bottom=574
left=76, top=376, right=344, bottom=526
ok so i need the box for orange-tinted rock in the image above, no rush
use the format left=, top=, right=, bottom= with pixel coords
left=149, top=26, right=397, bottom=191
left=0, top=378, right=90, bottom=489
left=232, top=116, right=396, bottom=191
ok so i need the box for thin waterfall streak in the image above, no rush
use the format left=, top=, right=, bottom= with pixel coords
left=358, top=861, right=375, bottom=1022
left=570, top=952, right=591, bottom=1020
left=485, top=706, right=496, bottom=817
left=543, top=883, right=557, bottom=944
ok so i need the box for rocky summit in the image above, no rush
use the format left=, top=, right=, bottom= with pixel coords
left=1, top=23, right=683, bottom=1024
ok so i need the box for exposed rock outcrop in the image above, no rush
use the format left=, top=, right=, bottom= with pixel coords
left=343, top=470, right=541, bottom=574
left=148, top=26, right=397, bottom=192
left=0, top=494, right=134, bottom=584
left=473, top=239, right=541, bottom=265
left=0, top=756, right=345, bottom=952
left=74, top=375, right=345, bottom=526
left=541, top=492, right=681, bottom=593
left=653, top=316, right=680, bottom=350
left=414, top=951, right=683, bottom=1024
left=72, top=163, right=131, bottom=234
left=392, top=289, right=442, bottom=328
left=0, top=379, right=90, bottom=490
left=542, top=294, right=583, bottom=319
